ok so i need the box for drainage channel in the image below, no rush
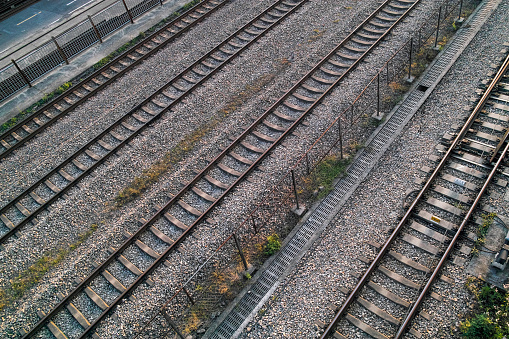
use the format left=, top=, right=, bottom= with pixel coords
left=204, top=0, right=502, bottom=337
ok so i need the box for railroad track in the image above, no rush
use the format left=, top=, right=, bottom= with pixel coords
left=0, top=0, right=228, bottom=161
left=320, top=52, right=509, bottom=339
left=0, top=0, right=308, bottom=248
left=21, top=0, right=424, bottom=336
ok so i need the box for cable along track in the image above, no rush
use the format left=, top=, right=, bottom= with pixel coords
left=0, top=0, right=229, bottom=161
left=320, top=53, right=509, bottom=339
left=22, top=0, right=423, bottom=336
left=0, top=0, right=307, bottom=248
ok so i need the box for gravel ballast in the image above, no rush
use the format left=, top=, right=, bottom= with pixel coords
left=0, top=0, right=481, bottom=337
left=234, top=1, right=509, bottom=338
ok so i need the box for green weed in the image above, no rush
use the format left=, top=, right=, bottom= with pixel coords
left=264, top=234, right=281, bottom=256
left=0, top=223, right=98, bottom=311
left=460, top=283, right=509, bottom=338
left=0, top=82, right=72, bottom=133
left=303, top=154, right=351, bottom=200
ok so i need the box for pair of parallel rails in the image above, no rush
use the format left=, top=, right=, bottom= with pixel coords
left=0, top=0, right=227, bottom=160
left=0, top=0, right=301, bottom=247
left=15, top=0, right=426, bottom=337
left=321, top=53, right=509, bottom=338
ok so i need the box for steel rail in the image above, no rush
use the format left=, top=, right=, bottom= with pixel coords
left=25, top=0, right=421, bottom=335
left=75, top=0, right=423, bottom=336
left=321, top=42, right=509, bottom=339
left=21, top=1, right=309, bottom=337
left=0, top=0, right=305, bottom=248
left=0, top=0, right=228, bottom=161
left=394, top=52, right=509, bottom=338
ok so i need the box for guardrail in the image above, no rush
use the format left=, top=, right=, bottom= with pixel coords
left=0, top=0, right=196, bottom=103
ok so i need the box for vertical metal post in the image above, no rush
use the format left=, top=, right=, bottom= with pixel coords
left=418, top=28, right=422, bottom=49
left=408, top=38, right=413, bottom=80
left=122, top=0, right=134, bottom=24
left=163, top=311, right=185, bottom=339
left=305, top=153, right=310, bottom=175
left=434, top=6, right=442, bottom=48
left=386, top=61, right=389, bottom=85
left=233, top=233, right=248, bottom=271
left=88, top=15, right=103, bottom=43
left=160, top=0, right=164, bottom=5
left=251, top=215, right=257, bottom=234
left=11, top=59, right=32, bottom=87
left=350, top=104, right=354, bottom=126
left=182, top=287, right=195, bottom=305
left=376, top=73, right=380, bottom=116
left=291, top=170, right=300, bottom=210
left=338, top=119, right=343, bottom=159
left=52, top=36, right=69, bottom=65
left=458, top=0, right=463, bottom=20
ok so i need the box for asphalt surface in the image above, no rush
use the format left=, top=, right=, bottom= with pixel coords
left=0, top=0, right=189, bottom=123
left=0, top=0, right=117, bottom=65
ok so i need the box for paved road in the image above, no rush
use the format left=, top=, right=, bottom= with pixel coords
left=0, top=0, right=116, bottom=64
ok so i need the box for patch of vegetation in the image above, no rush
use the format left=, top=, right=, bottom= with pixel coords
left=113, top=65, right=289, bottom=207
left=471, top=213, right=496, bottom=257
left=302, top=154, right=351, bottom=200
left=410, top=47, right=439, bottom=77
left=460, top=283, right=509, bottom=338
left=264, top=234, right=281, bottom=256
left=0, top=223, right=99, bottom=311
left=0, top=82, right=72, bottom=133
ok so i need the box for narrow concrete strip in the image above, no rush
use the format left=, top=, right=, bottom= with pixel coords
left=204, top=0, right=502, bottom=337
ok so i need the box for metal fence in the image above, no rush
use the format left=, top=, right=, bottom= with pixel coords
left=0, top=0, right=178, bottom=102
left=125, top=0, right=468, bottom=337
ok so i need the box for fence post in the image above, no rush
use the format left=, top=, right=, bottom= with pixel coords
left=434, top=6, right=442, bottom=48
left=162, top=311, right=185, bottom=339
left=122, top=0, right=134, bottom=24
left=88, top=15, right=103, bottom=43
left=386, top=60, right=389, bottom=85
left=52, top=36, right=69, bottom=65
left=376, top=73, right=380, bottom=116
left=305, top=153, right=310, bottom=175
left=233, top=233, right=249, bottom=271
left=408, top=38, right=413, bottom=80
left=338, top=118, right=343, bottom=159
left=251, top=215, right=257, bottom=234
left=182, top=287, right=195, bottom=305
left=11, top=59, right=32, bottom=87
left=291, top=170, right=300, bottom=210
left=350, top=104, right=354, bottom=126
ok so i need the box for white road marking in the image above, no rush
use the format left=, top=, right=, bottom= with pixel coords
left=17, top=11, right=42, bottom=26
left=68, top=0, right=95, bottom=14
left=66, top=0, right=79, bottom=5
